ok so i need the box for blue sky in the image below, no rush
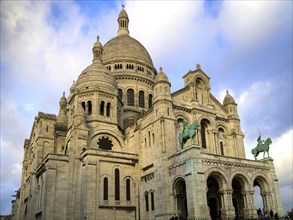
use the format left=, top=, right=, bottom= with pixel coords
left=1, top=0, right=292, bottom=215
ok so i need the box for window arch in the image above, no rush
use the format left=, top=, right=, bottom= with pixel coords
left=115, top=169, right=120, bottom=200
left=126, top=179, right=131, bottom=201
left=201, top=119, right=210, bottom=149
left=127, top=89, right=134, bottom=106
left=139, top=90, right=145, bottom=108
left=145, top=192, right=149, bottom=212
left=148, top=131, right=151, bottom=147
left=103, top=177, right=108, bottom=200
left=81, top=102, right=86, bottom=111
left=106, top=102, right=111, bottom=117
left=151, top=191, right=155, bottom=210
left=87, top=101, right=92, bottom=115
left=220, top=142, right=224, bottom=155
left=100, top=101, right=105, bottom=115
left=118, top=89, right=123, bottom=100
left=148, top=94, right=153, bottom=108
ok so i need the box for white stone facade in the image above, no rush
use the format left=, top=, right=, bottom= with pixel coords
left=12, top=7, right=284, bottom=220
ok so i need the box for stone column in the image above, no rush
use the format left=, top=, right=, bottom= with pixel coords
left=248, top=190, right=258, bottom=218
left=224, top=190, right=235, bottom=219
left=242, top=190, right=251, bottom=218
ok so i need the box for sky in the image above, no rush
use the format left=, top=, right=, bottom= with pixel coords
left=0, top=0, right=292, bottom=215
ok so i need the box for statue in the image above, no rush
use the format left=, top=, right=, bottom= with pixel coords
left=178, top=120, right=199, bottom=149
left=251, top=135, right=272, bottom=160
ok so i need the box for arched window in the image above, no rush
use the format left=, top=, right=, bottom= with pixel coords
left=220, top=142, right=224, bottom=155
left=127, top=89, right=134, bottom=106
left=148, top=131, right=151, bottom=147
left=115, top=169, right=120, bottom=200
left=201, top=120, right=209, bottom=149
left=81, top=102, right=86, bottom=111
left=145, top=192, right=149, bottom=212
left=45, top=125, right=49, bottom=132
left=139, top=90, right=145, bottom=108
left=151, top=191, right=155, bottom=210
left=148, top=94, right=153, bottom=108
left=118, top=89, right=123, bottom=100
left=106, top=102, right=111, bottom=117
left=103, top=177, right=108, bottom=200
left=126, top=179, right=131, bottom=201
left=100, top=101, right=105, bottom=115
left=87, top=101, right=92, bottom=115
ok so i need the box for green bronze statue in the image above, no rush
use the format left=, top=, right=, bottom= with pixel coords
left=251, top=135, right=272, bottom=160
left=178, top=120, right=199, bottom=149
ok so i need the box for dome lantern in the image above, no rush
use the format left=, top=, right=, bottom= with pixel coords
left=92, top=35, right=103, bottom=62
left=118, top=4, right=129, bottom=36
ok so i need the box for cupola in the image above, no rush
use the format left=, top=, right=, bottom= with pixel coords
left=118, top=4, right=129, bottom=36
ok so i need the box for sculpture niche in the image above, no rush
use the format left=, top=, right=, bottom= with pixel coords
left=178, top=120, right=199, bottom=149
left=251, top=135, right=272, bottom=160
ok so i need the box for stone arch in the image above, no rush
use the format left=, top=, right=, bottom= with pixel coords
left=252, top=172, right=270, bottom=192
left=230, top=172, right=251, bottom=218
left=216, top=124, right=228, bottom=155
left=205, top=169, right=229, bottom=220
left=252, top=172, right=271, bottom=211
left=172, top=177, right=188, bottom=218
left=229, top=171, right=251, bottom=190
left=198, top=117, right=213, bottom=149
left=205, top=168, right=229, bottom=190
left=89, top=130, right=124, bottom=150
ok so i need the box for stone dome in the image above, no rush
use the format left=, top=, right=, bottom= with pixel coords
left=102, top=35, right=154, bottom=68
left=155, top=67, right=170, bottom=85
left=75, top=37, right=118, bottom=94
left=102, top=6, right=154, bottom=69
left=223, top=90, right=236, bottom=105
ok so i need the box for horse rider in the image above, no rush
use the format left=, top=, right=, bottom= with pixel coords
left=257, top=135, right=264, bottom=148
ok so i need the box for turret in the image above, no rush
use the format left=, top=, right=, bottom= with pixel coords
left=57, top=92, right=68, bottom=126
left=153, top=67, right=173, bottom=118
left=223, top=90, right=239, bottom=119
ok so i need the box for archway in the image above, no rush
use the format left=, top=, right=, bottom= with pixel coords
left=253, top=176, right=269, bottom=214
left=207, top=176, right=222, bottom=220
left=232, top=177, right=245, bottom=218
left=173, top=178, right=188, bottom=218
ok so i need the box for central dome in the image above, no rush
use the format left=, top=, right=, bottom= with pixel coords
left=102, top=35, right=154, bottom=67
left=102, top=6, right=155, bottom=70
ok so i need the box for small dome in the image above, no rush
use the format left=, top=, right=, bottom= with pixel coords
left=223, top=90, right=236, bottom=105
left=118, top=7, right=128, bottom=19
left=155, top=67, right=170, bottom=85
left=75, top=37, right=118, bottom=94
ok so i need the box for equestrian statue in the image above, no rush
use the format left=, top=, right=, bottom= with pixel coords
left=251, top=134, right=272, bottom=160
left=178, top=120, right=199, bottom=149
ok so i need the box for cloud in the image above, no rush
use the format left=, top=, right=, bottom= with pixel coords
left=270, top=129, right=293, bottom=213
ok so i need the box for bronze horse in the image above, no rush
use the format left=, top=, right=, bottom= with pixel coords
left=251, top=137, right=272, bottom=160
left=178, top=121, right=199, bottom=149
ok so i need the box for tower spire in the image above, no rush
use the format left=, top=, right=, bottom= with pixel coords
left=117, top=5, right=129, bottom=35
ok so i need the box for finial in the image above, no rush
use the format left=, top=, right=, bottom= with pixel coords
left=196, top=64, right=201, bottom=70
left=159, top=67, right=163, bottom=72
left=63, top=91, right=65, bottom=97
left=226, top=90, right=229, bottom=94
left=122, top=4, right=125, bottom=9
left=97, top=35, right=100, bottom=41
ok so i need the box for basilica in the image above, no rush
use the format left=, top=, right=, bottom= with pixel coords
left=11, top=7, right=284, bottom=220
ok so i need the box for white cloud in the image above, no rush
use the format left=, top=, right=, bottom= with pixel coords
left=219, top=1, right=289, bottom=53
